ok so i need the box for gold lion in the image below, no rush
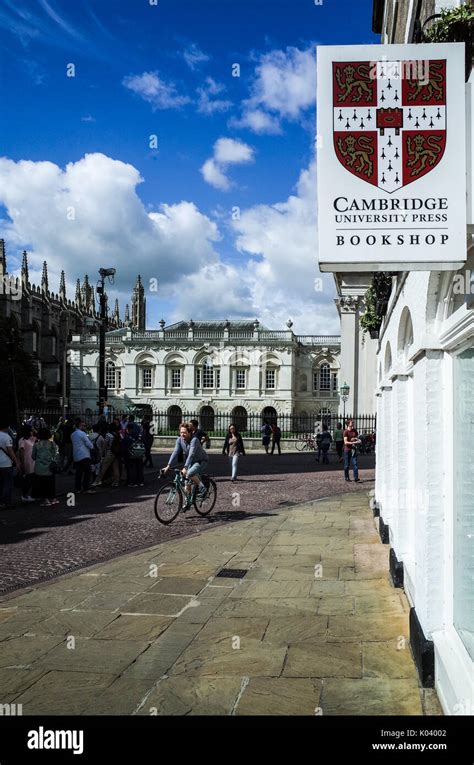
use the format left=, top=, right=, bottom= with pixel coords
left=407, top=62, right=445, bottom=102
left=336, top=64, right=373, bottom=103
left=406, top=134, right=443, bottom=176
left=337, top=135, right=374, bottom=177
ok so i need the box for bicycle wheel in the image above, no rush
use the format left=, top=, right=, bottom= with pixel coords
left=296, top=439, right=307, bottom=451
left=154, top=482, right=182, bottom=524
left=193, top=478, right=217, bottom=516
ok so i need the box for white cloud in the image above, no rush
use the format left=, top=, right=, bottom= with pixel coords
left=234, top=46, right=316, bottom=134
left=123, top=71, right=190, bottom=110
left=200, top=137, right=254, bottom=191
left=0, top=153, right=220, bottom=293
left=183, top=43, right=210, bottom=70
left=229, top=108, right=282, bottom=135
left=230, top=158, right=338, bottom=334
left=196, top=77, right=232, bottom=115
left=201, top=158, right=231, bottom=191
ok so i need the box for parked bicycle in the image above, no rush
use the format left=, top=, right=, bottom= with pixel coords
left=154, top=468, right=217, bottom=524
left=295, top=433, right=317, bottom=452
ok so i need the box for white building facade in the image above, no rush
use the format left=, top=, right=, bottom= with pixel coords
left=372, top=0, right=474, bottom=715
left=68, top=320, right=342, bottom=427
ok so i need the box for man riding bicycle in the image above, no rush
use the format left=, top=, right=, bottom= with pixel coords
left=162, top=422, right=209, bottom=507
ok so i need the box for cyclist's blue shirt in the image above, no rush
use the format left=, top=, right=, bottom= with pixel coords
left=169, top=436, right=209, bottom=469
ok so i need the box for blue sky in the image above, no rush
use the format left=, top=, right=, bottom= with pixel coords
left=0, top=0, right=378, bottom=333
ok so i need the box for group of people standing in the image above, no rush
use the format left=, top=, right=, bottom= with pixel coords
left=314, top=419, right=362, bottom=482
left=0, top=413, right=155, bottom=510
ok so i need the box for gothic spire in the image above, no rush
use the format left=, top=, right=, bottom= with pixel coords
left=41, top=261, right=49, bottom=293
left=59, top=270, right=66, bottom=300
left=113, top=298, right=120, bottom=325
left=0, top=240, right=6, bottom=276
left=75, top=278, right=82, bottom=308
left=131, top=273, right=146, bottom=330
left=21, top=251, right=29, bottom=283
left=124, top=303, right=130, bottom=324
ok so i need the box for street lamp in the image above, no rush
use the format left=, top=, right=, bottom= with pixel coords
left=340, top=381, right=350, bottom=425
left=97, top=268, right=116, bottom=415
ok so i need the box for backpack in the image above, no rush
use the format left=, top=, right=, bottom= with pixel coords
left=128, top=440, right=146, bottom=460
left=89, top=434, right=101, bottom=465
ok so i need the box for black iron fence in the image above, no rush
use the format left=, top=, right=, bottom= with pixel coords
left=19, top=409, right=376, bottom=439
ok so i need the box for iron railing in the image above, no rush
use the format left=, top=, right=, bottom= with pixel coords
left=19, top=408, right=376, bottom=438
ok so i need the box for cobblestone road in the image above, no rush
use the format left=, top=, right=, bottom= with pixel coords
left=0, top=451, right=374, bottom=594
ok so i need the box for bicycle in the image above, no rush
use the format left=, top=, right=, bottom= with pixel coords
left=154, top=468, right=217, bottom=525
left=296, top=433, right=316, bottom=452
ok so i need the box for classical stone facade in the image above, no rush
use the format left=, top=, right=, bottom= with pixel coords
left=68, top=320, right=341, bottom=421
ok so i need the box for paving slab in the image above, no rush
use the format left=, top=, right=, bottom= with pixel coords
left=0, top=491, right=439, bottom=716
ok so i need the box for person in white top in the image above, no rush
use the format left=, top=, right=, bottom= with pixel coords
left=71, top=422, right=95, bottom=494
left=0, top=419, right=20, bottom=509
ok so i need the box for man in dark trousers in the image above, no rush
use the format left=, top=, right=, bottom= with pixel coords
left=270, top=423, right=282, bottom=455
left=343, top=419, right=361, bottom=482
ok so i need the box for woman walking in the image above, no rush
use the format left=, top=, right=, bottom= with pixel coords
left=222, top=424, right=246, bottom=482
left=334, top=422, right=344, bottom=462
left=18, top=425, right=37, bottom=502
left=32, top=428, right=60, bottom=507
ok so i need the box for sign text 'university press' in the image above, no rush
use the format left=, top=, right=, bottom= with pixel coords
left=317, top=43, right=467, bottom=272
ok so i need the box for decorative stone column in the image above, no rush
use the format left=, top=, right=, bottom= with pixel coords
left=339, top=296, right=359, bottom=416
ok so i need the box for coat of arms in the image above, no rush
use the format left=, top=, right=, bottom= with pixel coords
left=333, top=60, right=446, bottom=192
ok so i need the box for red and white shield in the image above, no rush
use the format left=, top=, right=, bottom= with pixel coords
left=333, top=60, right=446, bottom=192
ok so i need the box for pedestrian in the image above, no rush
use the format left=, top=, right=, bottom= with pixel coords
left=122, top=423, right=145, bottom=487
left=343, top=419, right=361, bottom=482
left=319, top=424, right=332, bottom=464
left=315, top=426, right=322, bottom=462
left=270, top=423, right=282, bottom=455
left=141, top=415, right=154, bottom=467
left=222, top=424, right=246, bottom=481
left=32, top=428, right=60, bottom=507
left=89, top=423, right=106, bottom=482
left=71, top=421, right=96, bottom=494
left=261, top=421, right=272, bottom=454
left=17, top=424, right=37, bottom=502
left=57, top=417, right=74, bottom=473
left=127, top=414, right=141, bottom=440
left=92, top=423, right=121, bottom=487
left=334, top=422, right=344, bottom=462
left=190, top=419, right=211, bottom=448
left=0, top=418, right=21, bottom=509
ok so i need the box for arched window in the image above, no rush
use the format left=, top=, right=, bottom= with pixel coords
left=200, top=405, right=215, bottom=432
left=319, top=363, right=331, bottom=391
left=168, top=405, right=182, bottom=431
left=232, top=406, right=248, bottom=432
left=397, top=307, right=414, bottom=361
left=262, top=406, right=278, bottom=425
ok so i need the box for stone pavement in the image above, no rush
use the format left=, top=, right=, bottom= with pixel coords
left=0, top=492, right=442, bottom=716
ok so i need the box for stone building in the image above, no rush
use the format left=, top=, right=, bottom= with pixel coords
left=371, top=0, right=473, bottom=715
left=0, top=239, right=143, bottom=408
left=68, top=320, right=341, bottom=426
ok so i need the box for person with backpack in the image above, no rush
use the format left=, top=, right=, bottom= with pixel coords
left=270, top=423, right=282, bottom=455
left=319, top=423, right=332, bottom=464
left=32, top=428, right=60, bottom=507
left=261, top=421, right=272, bottom=454
left=92, top=423, right=121, bottom=487
left=222, top=423, right=246, bottom=481
left=71, top=421, right=96, bottom=494
left=121, top=423, right=145, bottom=487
